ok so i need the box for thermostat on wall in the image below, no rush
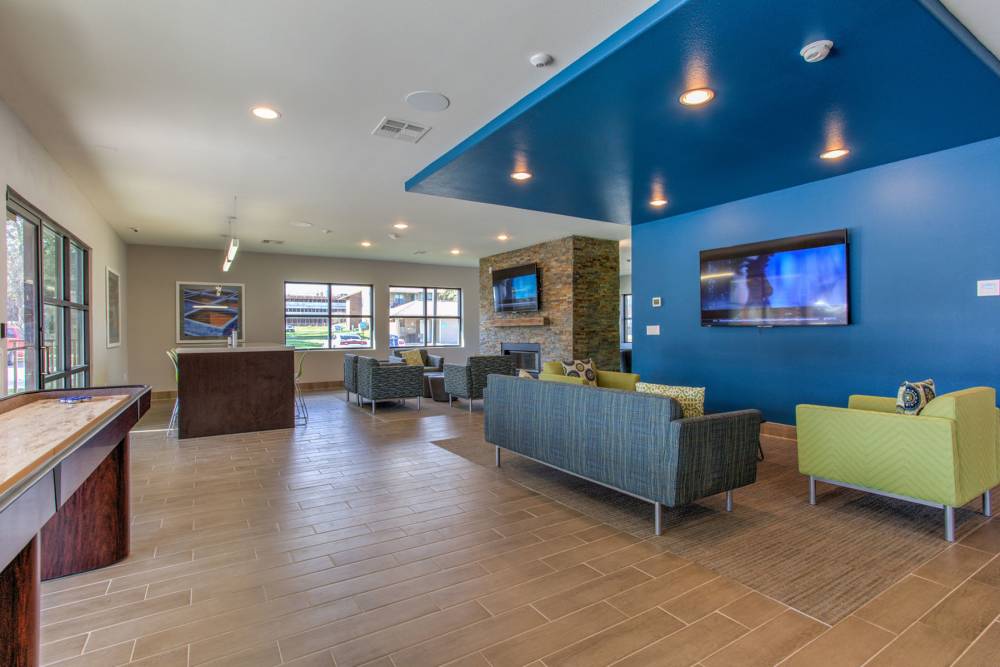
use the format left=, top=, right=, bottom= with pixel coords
left=651, top=297, right=662, bottom=308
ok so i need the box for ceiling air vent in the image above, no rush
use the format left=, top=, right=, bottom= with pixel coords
left=261, top=239, right=285, bottom=245
left=371, top=117, right=431, bottom=143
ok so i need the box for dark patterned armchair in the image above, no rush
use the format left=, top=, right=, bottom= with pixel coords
left=356, top=356, right=424, bottom=415
left=343, top=354, right=359, bottom=404
left=444, top=355, right=517, bottom=412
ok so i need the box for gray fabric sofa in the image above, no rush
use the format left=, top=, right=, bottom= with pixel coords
left=388, top=349, right=445, bottom=373
left=484, top=375, right=761, bottom=535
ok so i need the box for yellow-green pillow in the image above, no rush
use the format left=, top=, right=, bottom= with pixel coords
left=636, top=382, right=705, bottom=417
left=401, top=349, right=424, bottom=366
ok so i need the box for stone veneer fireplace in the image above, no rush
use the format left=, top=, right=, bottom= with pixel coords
left=501, top=342, right=541, bottom=374
left=480, top=236, right=620, bottom=371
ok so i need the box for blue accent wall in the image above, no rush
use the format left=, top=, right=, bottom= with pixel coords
left=632, top=137, right=1000, bottom=424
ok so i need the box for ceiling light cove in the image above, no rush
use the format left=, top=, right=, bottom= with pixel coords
left=510, top=171, right=532, bottom=181
left=497, top=234, right=510, bottom=241
left=449, top=248, right=461, bottom=255
left=393, top=222, right=409, bottom=230
left=678, top=88, right=714, bottom=106
left=251, top=106, right=281, bottom=120
left=649, top=198, right=668, bottom=207
left=820, top=148, right=850, bottom=160
left=360, top=241, right=372, bottom=247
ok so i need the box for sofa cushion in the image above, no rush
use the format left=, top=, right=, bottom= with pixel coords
left=636, top=382, right=705, bottom=417
left=400, top=349, right=425, bottom=366
left=896, top=379, right=936, bottom=415
left=517, top=369, right=534, bottom=379
left=561, top=359, right=598, bottom=386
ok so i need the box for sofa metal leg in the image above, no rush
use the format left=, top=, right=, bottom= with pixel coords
left=469, top=400, right=473, bottom=414
left=654, top=502, right=663, bottom=536
left=371, top=400, right=376, bottom=416
left=495, top=446, right=501, bottom=468
left=984, top=491, right=992, bottom=518
left=345, top=390, right=349, bottom=403
left=449, top=395, right=453, bottom=407
left=725, top=491, right=733, bottom=512
left=808, top=476, right=816, bottom=506
left=417, top=396, right=421, bottom=411
left=944, top=506, right=956, bottom=542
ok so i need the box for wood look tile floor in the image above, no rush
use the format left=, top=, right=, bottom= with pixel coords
left=39, top=392, right=1000, bottom=667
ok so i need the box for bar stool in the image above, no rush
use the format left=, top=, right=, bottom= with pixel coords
left=166, top=349, right=179, bottom=436
left=294, top=351, right=309, bottom=423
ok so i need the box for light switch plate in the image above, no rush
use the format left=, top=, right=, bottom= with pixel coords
left=977, top=279, right=1000, bottom=297
left=646, top=325, right=660, bottom=336
left=651, top=297, right=662, bottom=308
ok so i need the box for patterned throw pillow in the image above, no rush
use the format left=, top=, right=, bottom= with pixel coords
left=401, top=349, right=424, bottom=366
left=635, top=382, right=706, bottom=418
left=560, top=359, right=598, bottom=386
left=896, top=379, right=936, bottom=415
left=517, top=369, right=534, bottom=379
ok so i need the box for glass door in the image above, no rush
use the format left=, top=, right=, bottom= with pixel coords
left=4, top=208, right=39, bottom=395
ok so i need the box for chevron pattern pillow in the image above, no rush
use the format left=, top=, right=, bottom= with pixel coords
left=896, top=379, right=936, bottom=415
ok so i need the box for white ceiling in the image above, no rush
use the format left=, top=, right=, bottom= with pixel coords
left=0, top=0, right=657, bottom=267
left=0, top=1, right=995, bottom=269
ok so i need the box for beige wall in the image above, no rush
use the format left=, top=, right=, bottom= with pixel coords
left=0, top=97, right=128, bottom=386
left=126, top=244, right=480, bottom=391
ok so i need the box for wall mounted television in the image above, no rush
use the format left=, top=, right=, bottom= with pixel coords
left=493, top=263, right=540, bottom=312
left=700, top=229, right=849, bottom=327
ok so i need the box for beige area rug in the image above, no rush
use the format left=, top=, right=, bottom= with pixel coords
left=431, top=432, right=989, bottom=624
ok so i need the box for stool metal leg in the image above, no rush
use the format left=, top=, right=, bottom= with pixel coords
left=654, top=502, right=663, bottom=536
left=725, top=491, right=733, bottom=512
left=944, top=506, right=955, bottom=542
left=495, top=446, right=501, bottom=468
left=808, top=476, right=816, bottom=505
left=984, top=490, right=992, bottom=517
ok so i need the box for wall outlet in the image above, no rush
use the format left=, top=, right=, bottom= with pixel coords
left=651, top=297, right=662, bottom=308
left=977, top=279, right=1000, bottom=297
left=646, top=325, right=660, bottom=336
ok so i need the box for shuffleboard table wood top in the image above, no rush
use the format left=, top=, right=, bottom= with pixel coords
left=0, top=395, right=129, bottom=496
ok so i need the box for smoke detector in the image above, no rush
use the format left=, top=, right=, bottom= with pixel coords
left=800, top=40, right=833, bottom=63
left=529, top=52, right=554, bottom=68
left=372, top=117, right=431, bottom=143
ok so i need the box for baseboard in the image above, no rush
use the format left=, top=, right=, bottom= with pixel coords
left=152, top=380, right=345, bottom=401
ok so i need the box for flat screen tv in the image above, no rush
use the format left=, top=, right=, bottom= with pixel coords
left=493, top=263, right=540, bottom=313
left=700, top=229, right=849, bottom=327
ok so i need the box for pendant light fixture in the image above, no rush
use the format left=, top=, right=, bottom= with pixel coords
left=222, top=195, right=239, bottom=272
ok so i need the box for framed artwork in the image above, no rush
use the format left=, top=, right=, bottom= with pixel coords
left=176, top=282, right=245, bottom=344
left=106, top=267, right=122, bottom=348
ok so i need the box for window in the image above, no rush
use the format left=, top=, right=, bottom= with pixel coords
left=284, top=282, right=373, bottom=349
left=622, top=293, right=633, bottom=343
left=5, top=193, right=89, bottom=394
left=389, top=286, right=462, bottom=348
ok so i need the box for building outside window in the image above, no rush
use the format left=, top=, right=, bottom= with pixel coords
left=622, top=293, right=633, bottom=343
left=389, top=286, right=462, bottom=348
left=284, top=282, right=372, bottom=349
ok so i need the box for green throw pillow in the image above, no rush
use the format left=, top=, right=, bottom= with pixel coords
left=896, top=379, right=936, bottom=415
left=636, top=382, right=706, bottom=418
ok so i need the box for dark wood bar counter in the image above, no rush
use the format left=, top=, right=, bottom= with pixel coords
left=0, top=385, right=150, bottom=667
left=176, top=344, right=294, bottom=439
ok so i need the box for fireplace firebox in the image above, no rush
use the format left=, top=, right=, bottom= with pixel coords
left=500, top=342, right=541, bottom=374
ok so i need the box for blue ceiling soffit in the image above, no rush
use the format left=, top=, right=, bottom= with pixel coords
left=405, top=0, right=1000, bottom=225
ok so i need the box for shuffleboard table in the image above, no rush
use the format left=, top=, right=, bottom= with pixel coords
left=0, top=385, right=150, bottom=667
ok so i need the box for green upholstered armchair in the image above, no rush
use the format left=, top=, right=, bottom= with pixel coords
left=797, top=387, right=1000, bottom=541
left=538, top=361, right=640, bottom=392
left=355, top=356, right=423, bottom=415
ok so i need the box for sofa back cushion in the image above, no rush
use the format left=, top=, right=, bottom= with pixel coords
left=542, top=361, right=564, bottom=375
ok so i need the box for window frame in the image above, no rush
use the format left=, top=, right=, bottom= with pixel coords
left=388, top=285, right=463, bottom=349
left=622, top=293, right=633, bottom=344
left=7, top=190, right=91, bottom=391
left=283, top=281, right=374, bottom=350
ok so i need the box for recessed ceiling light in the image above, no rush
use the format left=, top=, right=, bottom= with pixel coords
left=497, top=234, right=510, bottom=241
left=450, top=248, right=461, bottom=255
left=393, top=222, right=409, bottom=230
left=510, top=171, right=532, bottom=181
left=405, top=91, right=450, bottom=112
left=679, top=88, right=715, bottom=106
left=251, top=106, right=281, bottom=120
left=361, top=241, right=372, bottom=247
left=819, top=148, right=850, bottom=160
left=289, top=221, right=313, bottom=228
left=649, top=198, right=668, bottom=207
